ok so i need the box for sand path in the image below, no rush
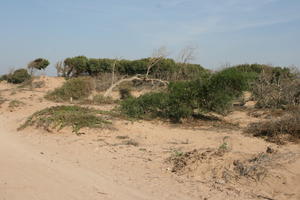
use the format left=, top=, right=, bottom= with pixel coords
left=0, top=115, right=153, bottom=200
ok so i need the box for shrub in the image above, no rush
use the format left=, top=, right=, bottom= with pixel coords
left=45, top=77, right=94, bottom=102
left=7, top=69, right=31, bottom=84
left=230, top=63, right=272, bottom=74
left=120, top=92, right=168, bottom=119
left=18, top=105, right=111, bottom=134
left=251, top=67, right=299, bottom=108
left=91, top=94, right=114, bottom=105
left=0, top=74, right=8, bottom=81
left=63, top=56, right=207, bottom=80
left=246, top=107, right=300, bottom=143
left=120, top=69, right=251, bottom=122
left=9, top=100, right=25, bottom=109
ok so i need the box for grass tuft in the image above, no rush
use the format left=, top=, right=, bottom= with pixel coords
left=246, top=107, right=300, bottom=143
left=9, top=100, right=25, bottom=109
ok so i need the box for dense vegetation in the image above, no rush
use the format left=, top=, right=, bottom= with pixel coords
left=60, top=56, right=208, bottom=80
left=121, top=68, right=253, bottom=122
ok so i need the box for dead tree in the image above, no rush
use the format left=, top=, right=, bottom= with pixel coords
left=104, top=47, right=169, bottom=97
left=175, top=45, right=197, bottom=80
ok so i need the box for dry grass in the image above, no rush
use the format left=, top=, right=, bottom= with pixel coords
left=82, top=94, right=115, bottom=105
left=121, top=139, right=139, bottom=146
left=8, top=100, right=25, bottom=109
left=167, top=146, right=296, bottom=186
left=0, top=93, right=6, bottom=105
left=246, top=107, right=300, bottom=144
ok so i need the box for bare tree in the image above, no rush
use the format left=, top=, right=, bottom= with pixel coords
left=146, top=46, right=169, bottom=78
left=55, top=61, right=66, bottom=77
left=177, top=45, right=197, bottom=64
left=175, top=45, right=198, bottom=80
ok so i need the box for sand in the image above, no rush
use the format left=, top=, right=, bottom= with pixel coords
left=0, top=77, right=299, bottom=200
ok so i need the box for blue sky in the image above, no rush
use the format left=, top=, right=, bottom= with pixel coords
left=0, top=0, right=300, bottom=75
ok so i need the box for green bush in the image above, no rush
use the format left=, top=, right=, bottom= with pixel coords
left=45, top=77, right=94, bottom=102
left=120, top=92, right=169, bottom=119
left=64, top=56, right=89, bottom=77
left=120, top=69, right=251, bottom=122
left=7, top=69, right=31, bottom=84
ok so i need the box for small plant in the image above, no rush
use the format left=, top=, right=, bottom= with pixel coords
left=122, top=139, right=139, bottom=146
left=116, top=135, right=129, bottom=140
left=172, top=150, right=184, bottom=157
left=8, top=100, right=25, bottom=109
left=218, top=142, right=229, bottom=151
left=45, top=77, right=94, bottom=102
left=18, top=105, right=111, bottom=134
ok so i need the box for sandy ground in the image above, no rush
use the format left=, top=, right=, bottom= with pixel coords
left=0, top=77, right=299, bottom=200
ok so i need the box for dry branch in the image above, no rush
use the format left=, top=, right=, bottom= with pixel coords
left=103, top=75, right=168, bottom=97
left=104, top=47, right=169, bottom=97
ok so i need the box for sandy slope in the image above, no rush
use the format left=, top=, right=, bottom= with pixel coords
left=0, top=78, right=299, bottom=200
left=0, top=116, right=148, bottom=200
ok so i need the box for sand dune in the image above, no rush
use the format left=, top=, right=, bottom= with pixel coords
left=0, top=78, right=299, bottom=200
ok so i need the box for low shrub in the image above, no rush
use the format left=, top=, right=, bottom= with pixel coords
left=45, top=77, right=94, bottom=102
left=91, top=94, right=114, bottom=105
left=120, top=92, right=169, bottom=119
left=7, top=69, right=31, bottom=84
left=246, top=107, right=300, bottom=143
left=18, top=105, right=111, bottom=133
